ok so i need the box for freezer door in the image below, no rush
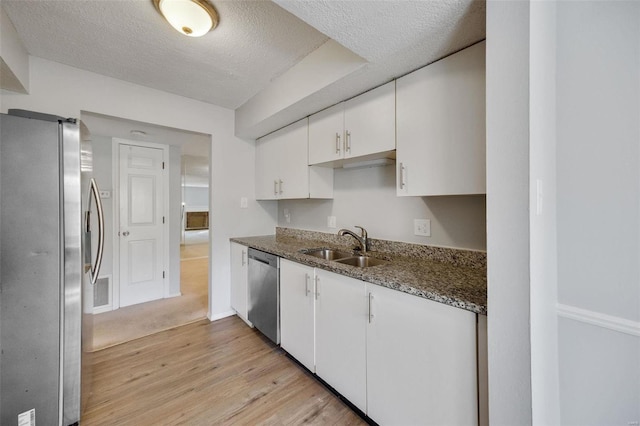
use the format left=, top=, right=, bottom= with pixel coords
left=0, top=113, right=64, bottom=425
left=0, top=113, right=82, bottom=426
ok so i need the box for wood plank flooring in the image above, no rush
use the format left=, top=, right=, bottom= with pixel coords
left=82, top=316, right=365, bottom=425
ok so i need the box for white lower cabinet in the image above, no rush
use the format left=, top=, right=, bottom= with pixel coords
left=230, top=242, right=250, bottom=325
left=366, top=282, right=478, bottom=425
left=280, top=259, right=316, bottom=372
left=314, top=270, right=367, bottom=413
left=278, top=262, right=483, bottom=425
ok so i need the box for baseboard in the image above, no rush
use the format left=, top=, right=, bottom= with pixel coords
left=209, top=310, right=235, bottom=321
left=92, top=305, right=112, bottom=315
left=557, top=303, right=640, bottom=337
left=166, top=292, right=182, bottom=298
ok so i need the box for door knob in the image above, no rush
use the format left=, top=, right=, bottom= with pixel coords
left=122, top=231, right=130, bottom=237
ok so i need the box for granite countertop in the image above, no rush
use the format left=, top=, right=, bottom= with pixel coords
left=231, top=228, right=487, bottom=315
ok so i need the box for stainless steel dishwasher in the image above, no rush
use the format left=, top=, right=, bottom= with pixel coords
left=248, top=248, right=280, bottom=344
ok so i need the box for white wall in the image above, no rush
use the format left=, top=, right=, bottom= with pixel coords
left=529, top=1, right=560, bottom=423
left=184, top=186, right=209, bottom=209
left=91, top=136, right=114, bottom=283
left=0, top=56, right=277, bottom=319
left=278, top=165, right=487, bottom=250
left=487, top=1, right=640, bottom=424
left=556, top=1, right=640, bottom=424
left=486, top=1, right=533, bottom=424
left=169, top=145, right=181, bottom=296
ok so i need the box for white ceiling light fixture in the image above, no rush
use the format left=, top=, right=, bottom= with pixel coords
left=152, top=0, right=219, bottom=37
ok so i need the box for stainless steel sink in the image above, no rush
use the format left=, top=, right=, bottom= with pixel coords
left=302, top=248, right=353, bottom=261
left=334, top=256, right=389, bottom=268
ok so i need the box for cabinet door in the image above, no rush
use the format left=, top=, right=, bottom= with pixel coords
left=230, top=242, right=250, bottom=323
left=397, top=41, right=486, bottom=196
left=315, top=270, right=367, bottom=412
left=278, top=119, right=310, bottom=199
left=308, top=103, right=344, bottom=165
left=366, top=283, right=478, bottom=425
left=255, top=132, right=280, bottom=200
left=344, top=81, right=396, bottom=159
left=280, top=259, right=315, bottom=372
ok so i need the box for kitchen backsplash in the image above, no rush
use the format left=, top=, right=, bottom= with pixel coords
left=277, top=165, right=486, bottom=251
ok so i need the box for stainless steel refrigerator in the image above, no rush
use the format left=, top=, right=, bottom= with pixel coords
left=0, top=109, right=105, bottom=425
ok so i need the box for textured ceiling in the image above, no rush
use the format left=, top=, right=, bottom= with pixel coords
left=2, top=0, right=486, bottom=137
left=241, top=0, right=486, bottom=138
left=2, top=0, right=328, bottom=109
left=276, top=0, right=484, bottom=63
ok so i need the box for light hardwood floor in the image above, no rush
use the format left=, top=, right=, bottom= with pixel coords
left=82, top=317, right=366, bottom=425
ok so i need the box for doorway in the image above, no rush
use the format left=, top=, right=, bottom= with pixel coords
left=80, top=111, right=212, bottom=351
left=181, top=154, right=210, bottom=261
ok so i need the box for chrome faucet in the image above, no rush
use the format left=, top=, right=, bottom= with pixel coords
left=338, top=226, right=369, bottom=254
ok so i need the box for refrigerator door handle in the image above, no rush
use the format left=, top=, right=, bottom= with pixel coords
left=87, top=178, right=105, bottom=285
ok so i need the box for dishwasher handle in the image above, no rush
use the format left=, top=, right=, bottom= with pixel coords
left=249, top=256, right=270, bottom=266
left=248, top=249, right=279, bottom=268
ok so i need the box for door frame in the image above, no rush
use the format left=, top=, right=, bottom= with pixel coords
left=111, top=138, right=171, bottom=309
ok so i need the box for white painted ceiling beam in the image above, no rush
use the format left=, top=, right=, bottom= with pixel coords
left=235, top=39, right=366, bottom=138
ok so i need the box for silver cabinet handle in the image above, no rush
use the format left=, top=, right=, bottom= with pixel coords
left=345, top=130, right=351, bottom=153
left=87, top=178, right=105, bottom=285
left=242, top=250, right=246, bottom=266
left=305, top=273, right=311, bottom=296
left=335, top=132, right=341, bottom=154
left=399, top=162, right=407, bottom=189
left=279, top=179, right=283, bottom=195
left=121, top=231, right=130, bottom=237
left=315, top=276, right=320, bottom=300
left=368, top=292, right=374, bottom=323
left=274, top=180, right=278, bottom=195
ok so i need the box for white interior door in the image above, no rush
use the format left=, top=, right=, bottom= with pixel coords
left=119, top=143, right=165, bottom=307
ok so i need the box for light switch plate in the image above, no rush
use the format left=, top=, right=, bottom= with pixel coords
left=414, top=219, right=431, bottom=236
left=327, top=216, right=337, bottom=228
left=240, top=197, right=248, bottom=208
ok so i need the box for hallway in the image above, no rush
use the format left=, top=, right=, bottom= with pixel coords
left=90, top=255, right=208, bottom=351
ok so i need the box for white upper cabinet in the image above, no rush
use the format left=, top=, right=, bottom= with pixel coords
left=343, top=81, right=396, bottom=159
left=308, top=81, right=396, bottom=166
left=396, top=41, right=486, bottom=196
left=307, top=103, right=344, bottom=165
left=255, top=118, right=333, bottom=200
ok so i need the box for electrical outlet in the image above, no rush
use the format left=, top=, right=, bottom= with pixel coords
left=240, top=197, right=248, bottom=208
left=99, top=190, right=111, bottom=199
left=283, top=209, right=291, bottom=223
left=414, top=219, right=431, bottom=236
left=327, top=216, right=337, bottom=228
